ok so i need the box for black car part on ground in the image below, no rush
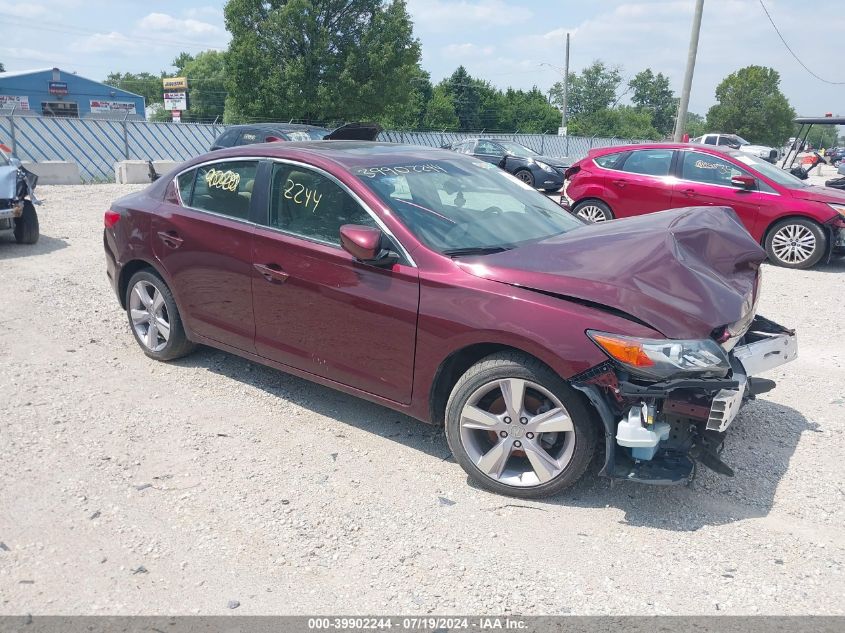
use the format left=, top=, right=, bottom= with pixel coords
left=789, top=152, right=825, bottom=180
left=572, top=316, right=795, bottom=486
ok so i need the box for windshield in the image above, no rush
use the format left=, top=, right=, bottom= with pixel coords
left=728, top=135, right=750, bottom=146
left=355, top=157, right=583, bottom=254
left=734, top=153, right=809, bottom=188
left=496, top=141, right=540, bottom=158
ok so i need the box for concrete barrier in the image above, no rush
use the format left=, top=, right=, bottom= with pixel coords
left=115, top=160, right=182, bottom=184
left=22, top=161, right=80, bottom=185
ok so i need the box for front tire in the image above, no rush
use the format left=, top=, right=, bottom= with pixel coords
left=125, top=270, right=195, bottom=361
left=445, top=352, right=598, bottom=499
left=514, top=169, right=535, bottom=188
left=13, top=201, right=39, bottom=244
left=765, top=218, right=827, bottom=269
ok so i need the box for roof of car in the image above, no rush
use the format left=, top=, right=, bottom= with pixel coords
left=590, top=142, right=742, bottom=157
left=223, top=123, right=328, bottom=132
left=195, top=140, right=459, bottom=169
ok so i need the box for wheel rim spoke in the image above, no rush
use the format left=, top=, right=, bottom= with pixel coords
left=145, top=322, right=158, bottom=348
left=151, top=290, right=165, bottom=314
left=499, top=378, right=525, bottom=419
left=155, top=317, right=171, bottom=341
left=460, top=405, right=500, bottom=430
left=130, top=308, right=149, bottom=325
left=476, top=439, right=513, bottom=479
left=527, top=407, right=573, bottom=433
left=523, top=440, right=561, bottom=483
left=133, top=284, right=153, bottom=309
left=773, top=225, right=815, bottom=263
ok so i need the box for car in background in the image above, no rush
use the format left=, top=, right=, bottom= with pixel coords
left=825, top=147, right=845, bottom=167
left=564, top=143, right=845, bottom=269
left=692, top=133, right=779, bottom=163
left=446, top=138, right=569, bottom=192
left=209, top=122, right=382, bottom=151
left=0, top=147, right=39, bottom=244
left=103, top=141, right=796, bottom=497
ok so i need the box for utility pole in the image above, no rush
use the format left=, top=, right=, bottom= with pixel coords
left=560, top=32, right=570, bottom=136
left=673, top=0, right=704, bottom=142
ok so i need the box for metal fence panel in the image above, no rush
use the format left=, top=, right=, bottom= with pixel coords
left=0, top=114, right=645, bottom=183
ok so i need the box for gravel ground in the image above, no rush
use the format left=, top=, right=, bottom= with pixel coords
left=0, top=183, right=843, bottom=616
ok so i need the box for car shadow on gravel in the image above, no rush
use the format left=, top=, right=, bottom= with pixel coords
left=533, top=398, right=817, bottom=531
left=812, top=256, right=845, bottom=273
left=172, top=346, right=451, bottom=460
left=0, top=233, right=68, bottom=259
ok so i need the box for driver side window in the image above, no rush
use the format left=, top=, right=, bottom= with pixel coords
left=268, top=163, right=377, bottom=246
left=476, top=140, right=503, bottom=156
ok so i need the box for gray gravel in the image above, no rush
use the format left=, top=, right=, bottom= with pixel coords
left=0, top=183, right=843, bottom=615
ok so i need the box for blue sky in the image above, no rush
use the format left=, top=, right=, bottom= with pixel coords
left=0, top=0, right=843, bottom=118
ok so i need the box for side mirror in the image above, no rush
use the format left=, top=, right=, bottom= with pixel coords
left=339, top=224, right=398, bottom=267
left=731, top=175, right=756, bottom=190
left=8, top=156, right=22, bottom=168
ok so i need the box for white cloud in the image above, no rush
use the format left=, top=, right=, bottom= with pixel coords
left=0, top=1, right=49, bottom=18
left=408, top=0, right=531, bottom=29
left=136, top=12, right=222, bottom=38
left=70, top=31, right=138, bottom=55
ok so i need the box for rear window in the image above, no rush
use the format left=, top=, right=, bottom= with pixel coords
left=593, top=152, right=624, bottom=168
left=214, top=129, right=240, bottom=148
left=620, top=149, right=673, bottom=176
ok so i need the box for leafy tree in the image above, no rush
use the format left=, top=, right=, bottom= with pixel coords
left=441, top=66, right=482, bottom=130
left=422, top=85, right=459, bottom=129
left=103, top=71, right=165, bottom=107
left=223, top=0, right=421, bottom=124
left=685, top=112, right=707, bottom=138
left=629, top=69, right=676, bottom=136
left=172, top=52, right=195, bottom=75
left=0, top=62, right=5, bottom=73
left=803, top=125, right=838, bottom=150
left=706, top=65, right=794, bottom=146
left=179, top=50, right=226, bottom=122
left=569, top=106, right=658, bottom=140
left=550, top=61, right=622, bottom=119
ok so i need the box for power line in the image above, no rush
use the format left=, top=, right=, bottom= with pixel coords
left=758, top=0, right=845, bottom=85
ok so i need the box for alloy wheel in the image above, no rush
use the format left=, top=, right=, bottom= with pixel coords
left=459, top=378, right=576, bottom=487
left=129, top=280, right=171, bottom=352
left=576, top=205, right=609, bottom=223
left=771, top=224, right=817, bottom=265
left=516, top=171, right=533, bottom=184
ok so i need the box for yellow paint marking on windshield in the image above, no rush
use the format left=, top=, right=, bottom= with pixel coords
left=204, top=168, right=241, bottom=192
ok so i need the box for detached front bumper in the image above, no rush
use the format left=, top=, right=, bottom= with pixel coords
left=573, top=315, right=797, bottom=485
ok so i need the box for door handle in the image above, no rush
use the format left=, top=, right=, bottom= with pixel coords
left=157, top=230, right=183, bottom=248
left=612, top=179, right=628, bottom=188
left=254, top=263, right=290, bottom=284
left=680, top=188, right=697, bottom=197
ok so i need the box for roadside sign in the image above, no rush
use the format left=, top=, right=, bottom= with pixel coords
left=164, top=92, right=188, bottom=110
left=172, top=110, right=181, bottom=123
left=557, top=126, right=567, bottom=136
left=48, top=81, right=69, bottom=96
left=162, top=77, right=188, bottom=90
left=90, top=100, right=137, bottom=115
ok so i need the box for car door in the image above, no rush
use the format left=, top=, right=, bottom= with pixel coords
left=250, top=161, right=420, bottom=404
left=671, top=150, right=763, bottom=233
left=152, top=159, right=260, bottom=352
left=607, top=148, right=675, bottom=217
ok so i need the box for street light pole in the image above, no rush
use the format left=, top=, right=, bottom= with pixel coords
left=673, top=0, right=704, bottom=142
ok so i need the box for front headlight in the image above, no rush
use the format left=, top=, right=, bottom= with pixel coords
left=535, top=161, right=557, bottom=174
left=587, top=331, right=730, bottom=380
left=828, top=203, right=845, bottom=218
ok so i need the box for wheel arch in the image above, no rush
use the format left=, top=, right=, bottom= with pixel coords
left=572, top=196, right=612, bottom=211
left=429, top=342, right=565, bottom=426
left=118, top=258, right=171, bottom=309
left=761, top=213, right=828, bottom=246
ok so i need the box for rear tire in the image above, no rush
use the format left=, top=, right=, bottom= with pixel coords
left=764, top=218, right=827, bottom=269
left=445, top=352, right=598, bottom=499
left=125, top=270, right=195, bottom=361
left=13, top=201, right=39, bottom=244
left=572, top=199, right=613, bottom=223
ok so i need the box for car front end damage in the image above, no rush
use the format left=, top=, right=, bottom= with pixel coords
left=572, top=315, right=797, bottom=484
left=0, top=160, right=39, bottom=232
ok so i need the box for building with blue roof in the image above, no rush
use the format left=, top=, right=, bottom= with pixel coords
left=0, top=67, right=146, bottom=120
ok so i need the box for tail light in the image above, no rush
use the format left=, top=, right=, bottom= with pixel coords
left=563, top=165, right=581, bottom=180
left=265, top=136, right=284, bottom=142
left=104, top=210, right=121, bottom=228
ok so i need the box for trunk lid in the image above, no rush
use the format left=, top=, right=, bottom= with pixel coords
left=457, top=206, right=765, bottom=339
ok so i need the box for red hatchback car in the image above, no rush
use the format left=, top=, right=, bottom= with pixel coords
left=565, top=143, right=845, bottom=269
left=104, top=142, right=797, bottom=498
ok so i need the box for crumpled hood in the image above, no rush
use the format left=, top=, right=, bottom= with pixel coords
left=458, top=207, right=766, bottom=339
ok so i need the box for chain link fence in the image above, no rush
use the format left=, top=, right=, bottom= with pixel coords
left=0, top=112, right=647, bottom=183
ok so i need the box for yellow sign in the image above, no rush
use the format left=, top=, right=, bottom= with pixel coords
left=162, top=76, right=188, bottom=90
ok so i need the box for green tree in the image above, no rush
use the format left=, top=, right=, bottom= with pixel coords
left=0, top=62, right=5, bottom=73
left=685, top=112, right=707, bottom=138
left=380, top=69, right=432, bottom=128
left=629, top=69, right=676, bottom=136
left=422, top=84, right=459, bottom=129
left=441, top=66, right=481, bottom=130
left=550, top=61, right=622, bottom=118
left=223, top=0, right=421, bottom=124
left=706, top=65, right=795, bottom=146
left=172, top=52, right=194, bottom=75
left=103, top=71, right=165, bottom=107
left=804, top=125, right=838, bottom=150
left=568, top=106, right=659, bottom=140
left=179, top=50, right=226, bottom=122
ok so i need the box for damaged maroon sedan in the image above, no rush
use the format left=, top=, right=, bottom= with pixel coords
left=104, top=142, right=797, bottom=498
